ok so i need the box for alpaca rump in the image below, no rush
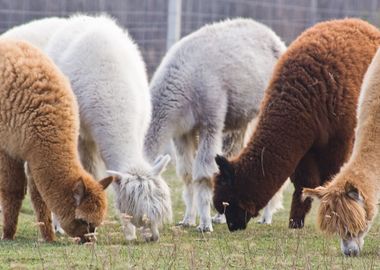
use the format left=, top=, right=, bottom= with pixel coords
left=144, top=18, right=286, bottom=232
left=213, top=18, right=380, bottom=232
left=0, top=40, right=113, bottom=242
left=3, top=15, right=173, bottom=242
left=303, top=48, right=380, bottom=256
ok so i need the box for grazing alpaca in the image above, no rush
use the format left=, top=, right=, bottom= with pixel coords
left=0, top=40, right=113, bottom=241
left=303, top=48, right=380, bottom=256
left=3, top=15, right=172, bottom=242
left=213, top=18, right=380, bottom=232
left=144, top=18, right=286, bottom=231
left=46, top=15, right=171, bottom=242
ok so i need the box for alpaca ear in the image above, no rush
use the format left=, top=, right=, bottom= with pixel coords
left=345, top=182, right=364, bottom=204
left=302, top=186, right=325, bottom=201
left=99, top=176, right=115, bottom=190
left=152, top=154, right=171, bottom=176
left=153, top=155, right=164, bottom=165
left=73, top=179, right=86, bottom=206
left=215, top=155, right=234, bottom=185
left=106, top=170, right=124, bottom=185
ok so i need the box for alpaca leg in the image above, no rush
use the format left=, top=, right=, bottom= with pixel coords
left=26, top=165, right=55, bottom=241
left=289, top=153, right=320, bottom=228
left=173, top=133, right=197, bottom=226
left=258, top=179, right=289, bottom=224
left=0, top=152, right=26, bottom=240
left=120, top=214, right=137, bottom=241
left=194, top=179, right=213, bottom=232
left=193, top=122, right=223, bottom=232
left=142, top=222, right=159, bottom=242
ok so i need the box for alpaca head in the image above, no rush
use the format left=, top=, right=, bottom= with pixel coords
left=107, top=155, right=172, bottom=237
left=60, top=174, right=114, bottom=242
left=213, top=155, right=254, bottom=231
left=303, top=179, right=371, bottom=256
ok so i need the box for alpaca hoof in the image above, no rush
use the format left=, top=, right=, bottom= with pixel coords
left=257, top=219, right=271, bottom=225
left=196, top=224, right=213, bottom=232
left=212, top=213, right=226, bottom=224
left=125, top=235, right=137, bottom=241
left=54, top=226, right=65, bottom=235
left=144, top=234, right=159, bottom=242
left=257, top=216, right=272, bottom=225
left=288, top=218, right=304, bottom=229
left=1, top=235, right=14, bottom=241
left=176, top=221, right=196, bottom=228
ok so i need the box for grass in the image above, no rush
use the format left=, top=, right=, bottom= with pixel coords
left=1, top=165, right=380, bottom=269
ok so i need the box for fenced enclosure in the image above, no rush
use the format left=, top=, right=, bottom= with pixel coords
left=0, top=0, right=379, bottom=77
left=2, top=1, right=380, bottom=268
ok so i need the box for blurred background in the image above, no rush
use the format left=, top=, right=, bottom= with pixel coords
left=0, top=0, right=379, bottom=77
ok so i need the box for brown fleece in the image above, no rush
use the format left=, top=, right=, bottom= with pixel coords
left=0, top=40, right=113, bottom=241
left=213, top=18, right=380, bottom=230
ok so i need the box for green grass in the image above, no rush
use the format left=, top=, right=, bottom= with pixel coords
left=1, top=165, right=380, bottom=269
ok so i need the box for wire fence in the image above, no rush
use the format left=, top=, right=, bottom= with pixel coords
left=0, top=0, right=380, bottom=77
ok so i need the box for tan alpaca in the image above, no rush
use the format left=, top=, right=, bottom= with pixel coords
left=303, top=48, right=380, bottom=256
left=0, top=39, right=114, bottom=242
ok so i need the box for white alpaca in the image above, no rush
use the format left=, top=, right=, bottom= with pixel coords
left=2, top=17, right=66, bottom=48
left=144, top=18, right=287, bottom=231
left=3, top=15, right=172, bottom=241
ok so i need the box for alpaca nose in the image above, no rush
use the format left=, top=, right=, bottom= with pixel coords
left=343, top=246, right=360, bottom=257
left=341, top=239, right=361, bottom=257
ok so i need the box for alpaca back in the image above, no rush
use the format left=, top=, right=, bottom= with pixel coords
left=0, top=39, right=78, bottom=160
left=45, top=15, right=150, bottom=171
left=146, top=18, right=286, bottom=160
left=150, top=19, right=286, bottom=130
left=2, top=17, right=66, bottom=49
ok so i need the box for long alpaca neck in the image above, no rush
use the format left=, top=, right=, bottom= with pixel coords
left=232, top=100, right=314, bottom=212
left=348, top=51, right=380, bottom=180
left=27, top=146, right=83, bottom=218
left=144, top=109, right=173, bottom=164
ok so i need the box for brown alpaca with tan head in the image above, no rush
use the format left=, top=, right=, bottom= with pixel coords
left=213, top=19, right=380, bottom=232
left=0, top=40, right=114, bottom=242
left=303, top=48, right=380, bottom=257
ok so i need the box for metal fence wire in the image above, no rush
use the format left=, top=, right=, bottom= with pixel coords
left=0, top=0, right=379, bottom=77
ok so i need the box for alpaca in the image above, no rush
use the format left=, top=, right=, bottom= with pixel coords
left=144, top=18, right=286, bottom=231
left=46, top=15, right=172, bottom=241
left=303, top=48, right=380, bottom=256
left=2, top=17, right=66, bottom=49
left=0, top=39, right=113, bottom=242
left=213, top=18, right=380, bottom=232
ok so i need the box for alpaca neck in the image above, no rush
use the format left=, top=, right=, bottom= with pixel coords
left=233, top=105, right=314, bottom=212
left=144, top=112, right=172, bottom=164
left=351, top=110, right=380, bottom=173
left=27, top=147, right=82, bottom=218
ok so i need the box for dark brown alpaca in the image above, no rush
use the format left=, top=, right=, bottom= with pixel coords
left=213, top=18, right=380, bottom=231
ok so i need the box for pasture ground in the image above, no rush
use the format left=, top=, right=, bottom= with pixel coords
left=1, top=165, right=379, bottom=269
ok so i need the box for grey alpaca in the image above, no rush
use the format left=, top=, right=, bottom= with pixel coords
left=144, top=18, right=286, bottom=231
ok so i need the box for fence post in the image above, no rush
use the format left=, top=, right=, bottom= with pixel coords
left=166, top=0, right=182, bottom=50
left=310, top=0, right=317, bottom=25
